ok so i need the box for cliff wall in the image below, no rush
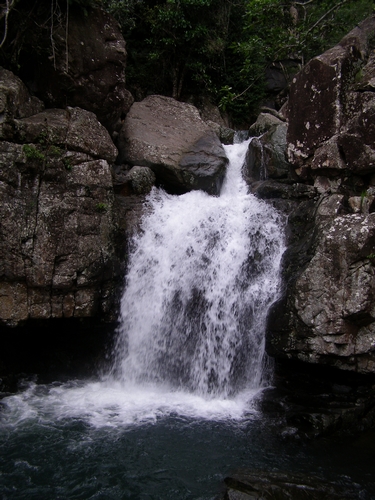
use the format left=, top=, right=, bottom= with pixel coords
left=265, top=16, right=375, bottom=375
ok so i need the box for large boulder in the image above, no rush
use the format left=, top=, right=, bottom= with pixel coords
left=287, top=15, right=375, bottom=181
left=0, top=70, right=121, bottom=327
left=117, top=95, right=228, bottom=195
left=245, top=112, right=289, bottom=182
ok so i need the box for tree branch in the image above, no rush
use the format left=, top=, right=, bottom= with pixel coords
left=306, top=0, right=347, bottom=35
left=294, top=0, right=315, bottom=6
left=0, top=0, right=15, bottom=49
left=65, top=0, right=69, bottom=72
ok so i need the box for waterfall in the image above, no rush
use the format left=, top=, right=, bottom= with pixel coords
left=111, top=139, right=285, bottom=398
left=0, top=138, right=286, bottom=435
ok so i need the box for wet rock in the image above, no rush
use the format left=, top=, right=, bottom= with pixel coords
left=268, top=208, right=375, bottom=374
left=250, top=180, right=316, bottom=201
left=257, top=360, right=375, bottom=439
left=246, top=113, right=289, bottom=182
left=117, top=95, right=228, bottom=195
left=222, top=470, right=363, bottom=499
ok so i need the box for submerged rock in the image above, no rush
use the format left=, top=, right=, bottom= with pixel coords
left=222, top=470, right=363, bottom=499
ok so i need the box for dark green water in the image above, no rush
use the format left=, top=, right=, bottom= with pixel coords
left=1, top=379, right=375, bottom=499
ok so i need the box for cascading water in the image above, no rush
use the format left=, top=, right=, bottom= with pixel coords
left=111, top=138, right=285, bottom=398
left=0, top=140, right=286, bottom=432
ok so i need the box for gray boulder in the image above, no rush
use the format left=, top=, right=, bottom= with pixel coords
left=245, top=113, right=289, bottom=182
left=117, top=95, right=228, bottom=195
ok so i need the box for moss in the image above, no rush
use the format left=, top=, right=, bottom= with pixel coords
left=48, top=145, right=63, bottom=157
left=63, top=158, right=73, bottom=171
left=23, top=144, right=45, bottom=162
left=96, top=202, right=108, bottom=213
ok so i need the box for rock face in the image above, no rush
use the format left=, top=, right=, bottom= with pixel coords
left=245, top=111, right=289, bottom=182
left=0, top=69, right=121, bottom=327
left=117, top=95, right=228, bottom=195
left=12, top=6, right=133, bottom=133
left=266, top=16, right=375, bottom=374
left=287, top=15, right=375, bottom=181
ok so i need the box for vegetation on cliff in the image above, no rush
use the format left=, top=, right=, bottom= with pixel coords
left=102, top=0, right=373, bottom=123
left=0, top=0, right=373, bottom=125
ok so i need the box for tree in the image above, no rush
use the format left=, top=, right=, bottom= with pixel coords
left=219, top=0, right=374, bottom=122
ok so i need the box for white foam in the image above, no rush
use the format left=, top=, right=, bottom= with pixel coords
left=0, top=380, right=260, bottom=429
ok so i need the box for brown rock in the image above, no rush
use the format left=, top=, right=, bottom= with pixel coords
left=28, top=7, right=132, bottom=133
left=0, top=72, right=122, bottom=327
left=287, top=16, right=375, bottom=175
left=118, top=95, right=228, bottom=194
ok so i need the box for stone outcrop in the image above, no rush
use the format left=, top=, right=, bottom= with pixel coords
left=266, top=16, right=375, bottom=374
left=0, top=69, right=122, bottom=327
left=5, top=5, right=133, bottom=134
left=117, top=95, right=228, bottom=195
left=0, top=68, right=44, bottom=124
left=245, top=111, right=289, bottom=182
left=287, top=15, right=375, bottom=184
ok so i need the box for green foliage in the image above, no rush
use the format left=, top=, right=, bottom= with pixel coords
left=101, top=0, right=140, bottom=34
left=48, top=145, right=63, bottom=157
left=63, top=158, right=73, bottom=171
left=220, top=0, right=374, bottom=122
left=23, top=145, right=45, bottom=162
left=104, top=0, right=246, bottom=102
left=96, top=202, right=108, bottom=212
left=37, top=130, right=49, bottom=145
left=104, top=0, right=373, bottom=125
